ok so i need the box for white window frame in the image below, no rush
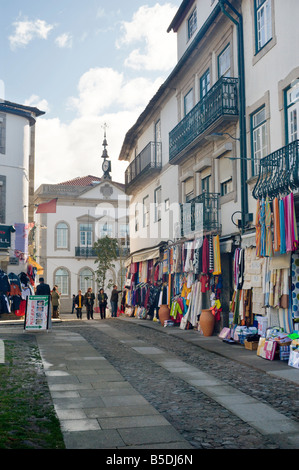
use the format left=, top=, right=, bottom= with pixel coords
left=55, top=268, right=69, bottom=296
left=187, top=8, right=197, bottom=41
left=255, top=0, right=272, bottom=52
left=154, top=186, right=162, bottom=222
left=56, top=222, right=68, bottom=249
left=80, top=223, right=93, bottom=247
left=251, top=106, right=268, bottom=176
left=218, top=44, right=231, bottom=78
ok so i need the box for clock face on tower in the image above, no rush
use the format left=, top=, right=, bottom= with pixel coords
left=102, top=160, right=109, bottom=172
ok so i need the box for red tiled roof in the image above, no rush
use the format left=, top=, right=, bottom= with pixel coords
left=58, top=175, right=102, bottom=186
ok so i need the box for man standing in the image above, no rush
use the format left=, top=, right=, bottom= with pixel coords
left=84, top=287, right=95, bottom=320
left=35, top=277, right=51, bottom=295
left=110, top=285, right=121, bottom=318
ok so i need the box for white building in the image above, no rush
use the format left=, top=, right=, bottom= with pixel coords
left=0, top=100, right=45, bottom=272
left=34, top=174, right=129, bottom=312
left=119, top=0, right=299, bottom=321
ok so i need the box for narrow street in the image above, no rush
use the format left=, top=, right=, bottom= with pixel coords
left=37, top=316, right=299, bottom=450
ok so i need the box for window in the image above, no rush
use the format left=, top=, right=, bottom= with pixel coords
left=218, top=44, right=231, bottom=78
left=154, top=186, right=161, bottom=222
left=79, top=268, right=94, bottom=294
left=55, top=268, right=69, bottom=295
left=80, top=223, right=92, bottom=246
left=184, top=178, right=194, bottom=202
left=201, top=175, right=210, bottom=193
left=99, top=222, right=113, bottom=238
left=200, top=69, right=210, bottom=99
left=119, top=223, right=129, bottom=239
left=184, top=89, right=193, bottom=116
left=143, top=196, right=149, bottom=227
left=221, top=178, right=233, bottom=196
left=187, top=8, right=197, bottom=41
left=285, top=81, right=299, bottom=144
left=251, top=106, right=268, bottom=176
left=56, top=222, right=68, bottom=249
left=155, top=119, right=162, bottom=164
left=165, top=198, right=170, bottom=211
left=0, top=114, right=6, bottom=155
left=135, top=204, right=139, bottom=232
left=255, top=0, right=272, bottom=53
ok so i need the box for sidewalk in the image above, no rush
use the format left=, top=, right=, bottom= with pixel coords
left=0, top=313, right=298, bottom=449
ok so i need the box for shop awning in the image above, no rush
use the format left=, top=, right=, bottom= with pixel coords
left=28, top=256, right=44, bottom=275
left=132, top=247, right=161, bottom=263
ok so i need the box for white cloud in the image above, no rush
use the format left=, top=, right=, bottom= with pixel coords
left=117, top=3, right=177, bottom=71
left=33, top=3, right=178, bottom=188
left=9, top=19, right=54, bottom=49
left=24, top=94, right=50, bottom=113
left=67, top=67, right=164, bottom=117
left=34, top=112, right=135, bottom=188
left=55, top=32, right=73, bottom=48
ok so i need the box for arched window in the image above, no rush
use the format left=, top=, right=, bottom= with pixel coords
left=56, top=222, right=69, bottom=249
left=55, top=268, right=69, bottom=295
left=79, top=268, right=94, bottom=293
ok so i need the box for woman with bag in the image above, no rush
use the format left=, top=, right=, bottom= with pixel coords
left=98, top=288, right=108, bottom=319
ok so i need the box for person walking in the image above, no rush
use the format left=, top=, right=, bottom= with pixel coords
left=74, top=290, right=84, bottom=319
left=110, top=285, right=121, bottom=318
left=35, top=277, right=51, bottom=295
left=84, top=287, right=95, bottom=320
left=98, top=288, right=108, bottom=319
left=51, top=286, right=60, bottom=318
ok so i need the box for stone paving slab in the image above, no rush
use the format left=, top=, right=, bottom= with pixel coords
left=36, top=329, right=192, bottom=449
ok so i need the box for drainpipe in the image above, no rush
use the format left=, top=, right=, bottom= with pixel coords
left=218, top=0, right=248, bottom=233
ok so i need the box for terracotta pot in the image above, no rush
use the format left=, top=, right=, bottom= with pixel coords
left=200, top=309, right=215, bottom=336
left=158, top=304, right=170, bottom=325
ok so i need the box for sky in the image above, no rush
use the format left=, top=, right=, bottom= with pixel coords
left=0, top=0, right=181, bottom=188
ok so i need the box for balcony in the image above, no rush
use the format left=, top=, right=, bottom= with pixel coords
left=75, top=246, right=97, bottom=258
left=169, top=77, right=239, bottom=164
left=180, top=192, right=220, bottom=237
left=252, top=140, right=299, bottom=200
left=125, top=141, right=162, bottom=194
left=75, top=246, right=130, bottom=258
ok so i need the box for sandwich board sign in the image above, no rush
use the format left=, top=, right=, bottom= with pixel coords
left=24, top=295, right=51, bottom=331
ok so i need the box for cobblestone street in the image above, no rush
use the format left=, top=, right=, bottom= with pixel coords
left=61, top=317, right=298, bottom=449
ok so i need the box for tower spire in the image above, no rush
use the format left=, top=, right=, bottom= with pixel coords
left=101, top=123, right=111, bottom=179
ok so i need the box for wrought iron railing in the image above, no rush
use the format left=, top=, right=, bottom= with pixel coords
left=125, top=141, right=162, bottom=188
left=75, top=246, right=97, bottom=257
left=169, top=77, right=239, bottom=162
left=252, top=140, right=299, bottom=200
left=75, top=246, right=130, bottom=258
left=180, top=192, right=220, bottom=237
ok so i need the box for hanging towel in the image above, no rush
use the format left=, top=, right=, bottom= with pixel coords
left=209, top=235, right=214, bottom=273
left=273, top=197, right=280, bottom=252
left=260, top=198, right=266, bottom=257
left=284, top=196, right=292, bottom=252
left=265, top=197, right=273, bottom=257
left=213, top=235, right=221, bottom=275
left=279, top=198, right=286, bottom=254
left=202, top=237, right=209, bottom=274
left=290, top=192, right=299, bottom=251
left=255, top=199, right=262, bottom=257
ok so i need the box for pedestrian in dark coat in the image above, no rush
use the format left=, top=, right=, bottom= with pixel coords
left=35, top=277, right=51, bottom=296
left=84, top=287, right=95, bottom=319
left=110, top=285, right=122, bottom=317
left=98, top=288, right=108, bottom=319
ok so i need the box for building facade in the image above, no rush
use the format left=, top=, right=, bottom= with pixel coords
left=119, top=0, right=299, bottom=333
left=0, top=100, right=44, bottom=272
left=34, top=176, right=129, bottom=312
